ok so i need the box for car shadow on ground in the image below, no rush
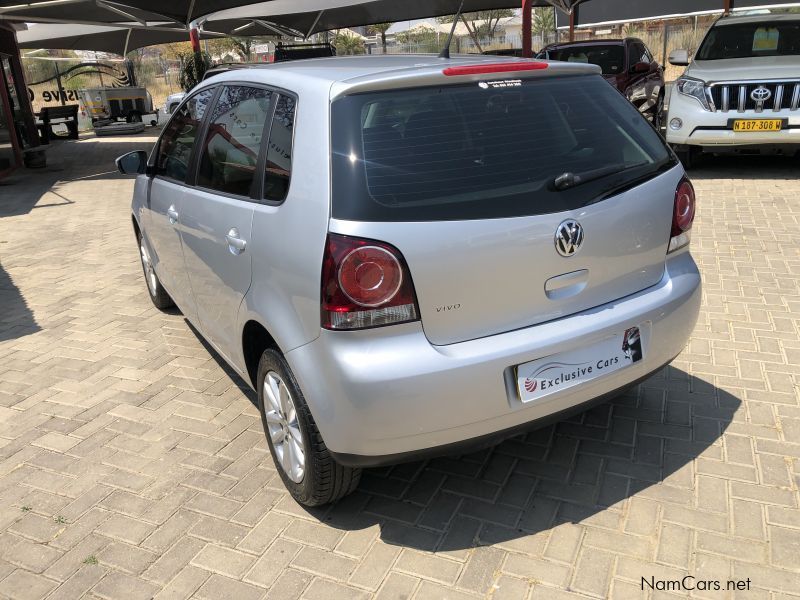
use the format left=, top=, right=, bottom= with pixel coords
left=185, top=319, right=259, bottom=404
left=687, top=153, right=799, bottom=180
left=0, top=133, right=158, bottom=218
left=314, top=367, right=740, bottom=551
left=188, top=321, right=739, bottom=552
left=0, top=263, right=40, bottom=343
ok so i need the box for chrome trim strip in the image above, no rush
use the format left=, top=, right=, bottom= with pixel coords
left=707, top=77, right=800, bottom=87
left=773, top=85, right=784, bottom=112
left=705, top=87, right=716, bottom=112
left=738, top=85, right=747, bottom=113
left=721, top=86, right=729, bottom=112
left=791, top=84, right=800, bottom=111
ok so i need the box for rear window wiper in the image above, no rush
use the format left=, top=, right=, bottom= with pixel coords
left=552, top=162, right=647, bottom=191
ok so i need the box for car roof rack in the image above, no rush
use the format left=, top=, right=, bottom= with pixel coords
left=274, top=42, right=336, bottom=62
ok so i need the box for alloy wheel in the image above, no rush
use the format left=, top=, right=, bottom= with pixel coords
left=140, top=241, right=158, bottom=297
left=264, top=371, right=305, bottom=483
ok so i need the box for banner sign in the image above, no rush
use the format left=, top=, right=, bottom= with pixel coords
left=26, top=61, right=131, bottom=104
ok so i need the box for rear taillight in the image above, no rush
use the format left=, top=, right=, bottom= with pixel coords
left=669, top=177, right=696, bottom=253
left=321, top=234, right=419, bottom=330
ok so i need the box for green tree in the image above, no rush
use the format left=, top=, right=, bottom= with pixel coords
left=439, top=9, right=514, bottom=52
left=161, top=41, right=193, bottom=60
left=206, top=37, right=257, bottom=62
left=368, top=23, right=392, bottom=54
left=332, top=31, right=366, bottom=55
left=532, top=7, right=556, bottom=37
left=178, top=51, right=211, bottom=91
left=394, top=27, right=439, bottom=53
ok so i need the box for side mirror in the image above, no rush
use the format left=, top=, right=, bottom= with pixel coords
left=668, top=49, right=690, bottom=66
left=116, top=150, right=148, bottom=175
left=632, top=61, right=650, bottom=74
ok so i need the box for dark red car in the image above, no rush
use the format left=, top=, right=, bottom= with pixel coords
left=537, top=38, right=665, bottom=128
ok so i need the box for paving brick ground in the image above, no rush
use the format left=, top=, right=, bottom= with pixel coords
left=0, top=133, right=798, bottom=599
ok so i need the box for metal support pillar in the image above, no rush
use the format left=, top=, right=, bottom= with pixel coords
left=522, top=0, right=532, bottom=58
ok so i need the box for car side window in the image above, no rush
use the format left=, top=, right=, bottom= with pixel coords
left=629, top=42, right=649, bottom=66
left=264, top=94, right=296, bottom=203
left=156, top=89, right=214, bottom=182
left=196, top=85, right=274, bottom=197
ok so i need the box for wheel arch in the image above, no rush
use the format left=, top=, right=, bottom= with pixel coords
left=242, top=319, right=280, bottom=390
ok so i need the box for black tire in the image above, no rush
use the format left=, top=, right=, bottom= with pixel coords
left=257, top=348, right=361, bottom=506
left=136, top=231, right=174, bottom=310
left=675, top=147, right=698, bottom=170
left=169, top=103, right=179, bottom=114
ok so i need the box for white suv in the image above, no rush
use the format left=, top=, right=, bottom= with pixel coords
left=666, top=13, right=800, bottom=166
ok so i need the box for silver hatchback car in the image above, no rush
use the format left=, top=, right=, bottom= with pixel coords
left=117, top=55, right=701, bottom=506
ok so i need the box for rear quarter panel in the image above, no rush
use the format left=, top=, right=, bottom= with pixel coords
left=235, top=83, right=333, bottom=367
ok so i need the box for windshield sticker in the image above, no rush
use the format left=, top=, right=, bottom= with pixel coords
left=479, top=79, right=523, bottom=89
left=753, top=27, right=779, bottom=52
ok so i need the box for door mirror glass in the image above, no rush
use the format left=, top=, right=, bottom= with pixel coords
left=668, top=49, right=690, bottom=66
left=116, top=151, right=148, bottom=175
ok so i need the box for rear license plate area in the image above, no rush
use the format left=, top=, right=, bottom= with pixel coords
left=515, top=325, right=646, bottom=403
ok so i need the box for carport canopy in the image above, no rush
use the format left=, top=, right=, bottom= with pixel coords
left=0, top=0, right=251, bottom=27
left=0, top=0, right=576, bottom=32
left=560, top=0, right=800, bottom=27
left=3, top=0, right=800, bottom=54
left=201, top=0, right=800, bottom=55
left=201, top=0, right=557, bottom=38
left=16, top=23, right=223, bottom=55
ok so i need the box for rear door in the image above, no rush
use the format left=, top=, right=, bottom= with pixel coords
left=178, top=85, right=275, bottom=357
left=330, top=74, right=679, bottom=346
left=145, top=88, right=215, bottom=317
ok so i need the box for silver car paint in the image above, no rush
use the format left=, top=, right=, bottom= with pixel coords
left=180, top=188, right=254, bottom=361
left=235, top=82, right=334, bottom=363
left=331, top=168, right=681, bottom=346
left=131, top=55, right=700, bottom=460
left=145, top=178, right=197, bottom=318
left=287, top=249, right=699, bottom=456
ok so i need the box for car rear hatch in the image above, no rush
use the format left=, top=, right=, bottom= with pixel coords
left=329, top=65, right=679, bottom=346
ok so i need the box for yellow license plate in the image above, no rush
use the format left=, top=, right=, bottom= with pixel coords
left=733, top=119, right=782, bottom=132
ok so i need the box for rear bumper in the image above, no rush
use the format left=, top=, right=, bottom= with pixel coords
left=286, top=251, right=701, bottom=463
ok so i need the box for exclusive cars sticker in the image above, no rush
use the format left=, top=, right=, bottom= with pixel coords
left=517, top=326, right=644, bottom=403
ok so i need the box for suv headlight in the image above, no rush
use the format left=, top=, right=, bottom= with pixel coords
left=676, top=76, right=711, bottom=111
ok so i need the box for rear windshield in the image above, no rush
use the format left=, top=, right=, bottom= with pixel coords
left=539, top=45, right=625, bottom=74
left=331, top=75, right=673, bottom=222
left=697, top=21, right=800, bottom=59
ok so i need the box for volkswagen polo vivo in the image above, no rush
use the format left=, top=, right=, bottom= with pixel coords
left=117, top=55, right=701, bottom=506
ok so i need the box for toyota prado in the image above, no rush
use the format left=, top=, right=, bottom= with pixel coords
left=667, top=13, right=800, bottom=165
left=117, top=55, right=701, bottom=506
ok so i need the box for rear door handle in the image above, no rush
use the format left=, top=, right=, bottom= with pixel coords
left=225, top=228, right=246, bottom=255
left=167, top=205, right=179, bottom=224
